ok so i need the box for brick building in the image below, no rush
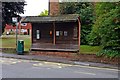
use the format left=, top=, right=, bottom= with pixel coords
left=4, top=22, right=32, bottom=35
left=4, top=0, right=60, bottom=35
left=49, top=0, right=60, bottom=16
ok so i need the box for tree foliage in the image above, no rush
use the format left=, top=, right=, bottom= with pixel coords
left=2, top=1, right=26, bottom=34
left=60, top=2, right=94, bottom=44
left=39, top=10, right=48, bottom=16
left=87, top=2, right=120, bottom=57
left=60, top=2, right=120, bottom=58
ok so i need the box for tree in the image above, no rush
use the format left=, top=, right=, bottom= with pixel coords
left=88, top=2, right=120, bottom=48
left=0, top=2, right=2, bottom=36
left=88, top=2, right=120, bottom=58
left=39, top=10, right=48, bottom=16
left=60, top=2, right=94, bottom=45
left=1, top=1, right=26, bottom=35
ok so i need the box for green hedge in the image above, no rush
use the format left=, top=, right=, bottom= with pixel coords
left=96, top=49, right=120, bottom=58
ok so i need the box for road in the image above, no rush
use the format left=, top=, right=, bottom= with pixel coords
left=0, top=57, right=119, bottom=78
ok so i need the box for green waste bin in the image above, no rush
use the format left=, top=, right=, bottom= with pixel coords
left=17, top=40, right=24, bottom=55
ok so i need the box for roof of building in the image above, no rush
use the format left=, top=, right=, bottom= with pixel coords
left=21, top=14, right=80, bottom=23
left=1, top=0, right=24, bottom=2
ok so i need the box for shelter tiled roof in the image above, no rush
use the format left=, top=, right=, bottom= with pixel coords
left=22, top=14, right=79, bottom=23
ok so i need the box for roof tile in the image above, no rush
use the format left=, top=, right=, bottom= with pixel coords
left=22, top=14, right=79, bottom=23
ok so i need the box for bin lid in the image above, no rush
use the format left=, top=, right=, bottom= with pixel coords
left=19, top=40, right=24, bottom=42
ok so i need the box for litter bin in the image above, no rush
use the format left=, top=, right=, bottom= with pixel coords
left=17, top=40, right=24, bottom=55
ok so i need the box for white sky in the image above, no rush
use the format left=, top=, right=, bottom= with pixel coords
left=20, top=0, right=49, bottom=16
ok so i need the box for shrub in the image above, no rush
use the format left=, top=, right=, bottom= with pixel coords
left=104, top=40, right=120, bottom=50
left=87, top=31, right=101, bottom=46
left=96, top=49, right=120, bottom=58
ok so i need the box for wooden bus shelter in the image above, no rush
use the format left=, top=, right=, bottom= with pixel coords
left=22, top=14, right=81, bottom=52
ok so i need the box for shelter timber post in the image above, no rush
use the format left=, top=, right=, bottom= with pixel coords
left=78, top=17, right=81, bottom=53
left=53, top=22, right=56, bottom=45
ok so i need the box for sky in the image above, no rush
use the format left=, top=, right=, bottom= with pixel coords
left=20, top=0, right=49, bottom=16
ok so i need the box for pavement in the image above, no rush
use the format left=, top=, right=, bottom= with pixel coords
left=0, top=52, right=118, bottom=69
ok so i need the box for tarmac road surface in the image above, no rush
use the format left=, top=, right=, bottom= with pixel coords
left=0, top=57, right=119, bottom=78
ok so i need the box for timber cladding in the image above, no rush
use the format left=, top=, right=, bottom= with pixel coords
left=32, top=22, right=78, bottom=44
left=32, top=23, right=53, bottom=43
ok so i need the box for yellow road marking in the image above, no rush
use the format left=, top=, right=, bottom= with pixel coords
left=73, top=65, right=119, bottom=71
left=58, top=66, right=62, bottom=68
left=33, top=63, right=43, bottom=66
left=12, top=62, right=17, bottom=64
left=41, top=61, right=119, bottom=71
left=1, top=58, right=119, bottom=71
left=75, top=71, right=96, bottom=75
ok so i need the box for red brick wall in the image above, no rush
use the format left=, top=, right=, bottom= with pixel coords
left=5, top=23, right=32, bottom=35
left=49, top=0, right=59, bottom=16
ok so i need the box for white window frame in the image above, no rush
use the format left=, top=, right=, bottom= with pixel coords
left=21, top=23, right=27, bottom=26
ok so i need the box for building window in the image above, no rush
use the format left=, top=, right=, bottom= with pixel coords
left=21, top=29, right=27, bottom=33
left=21, top=23, right=27, bottom=26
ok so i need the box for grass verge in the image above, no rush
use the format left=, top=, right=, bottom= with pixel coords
left=0, top=35, right=31, bottom=52
left=0, top=35, right=101, bottom=54
left=80, top=45, right=102, bottom=54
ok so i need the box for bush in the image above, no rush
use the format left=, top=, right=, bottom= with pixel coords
left=87, top=31, right=101, bottom=46
left=9, top=31, right=15, bottom=35
left=96, top=49, right=120, bottom=58
left=81, top=25, right=92, bottom=45
left=104, top=40, right=120, bottom=50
